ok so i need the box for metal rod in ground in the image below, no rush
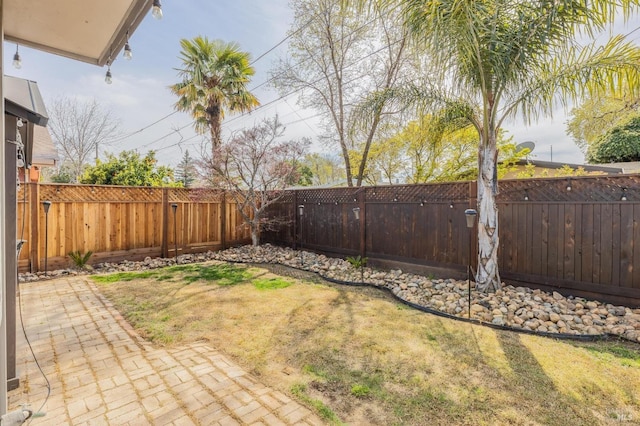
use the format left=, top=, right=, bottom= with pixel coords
left=468, top=265, right=471, bottom=319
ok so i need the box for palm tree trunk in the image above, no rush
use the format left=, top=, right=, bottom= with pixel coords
left=475, top=138, right=501, bottom=292
left=210, top=104, right=222, bottom=148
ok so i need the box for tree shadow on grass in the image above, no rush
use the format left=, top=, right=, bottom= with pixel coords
left=495, top=331, right=601, bottom=426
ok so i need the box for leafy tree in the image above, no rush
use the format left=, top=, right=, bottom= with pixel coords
left=355, top=0, right=640, bottom=291
left=271, top=0, right=414, bottom=187
left=80, top=150, right=178, bottom=187
left=171, top=37, right=259, bottom=149
left=302, top=153, right=346, bottom=186
left=203, top=117, right=309, bottom=246
left=175, top=150, right=198, bottom=187
left=285, top=161, right=313, bottom=186
left=47, top=96, right=120, bottom=182
left=589, top=116, right=640, bottom=163
left=566, top=93, right=640, bottom=158
left=44, top=163, right=75, bottom=183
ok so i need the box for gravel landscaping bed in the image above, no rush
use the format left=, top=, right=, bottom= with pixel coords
left=20, top=244, right=640, bottom=343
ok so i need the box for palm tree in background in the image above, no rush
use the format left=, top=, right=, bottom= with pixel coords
left=171, top=37, right=259, bottom=149
left=357, top=0, right=640, bottom=291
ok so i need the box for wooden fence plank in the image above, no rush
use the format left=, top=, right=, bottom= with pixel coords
left=620, top=204, right=634, bottom=288
left=600, top=204, right=613, bottom=286
left=564, top=204, right=576, bottom=281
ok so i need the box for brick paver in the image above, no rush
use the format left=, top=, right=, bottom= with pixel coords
left=9, top=277, right=324, bottom=425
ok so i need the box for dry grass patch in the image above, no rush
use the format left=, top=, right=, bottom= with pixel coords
left=94, top=262, right=640, bottom=425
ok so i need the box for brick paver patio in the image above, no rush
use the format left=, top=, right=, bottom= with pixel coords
left=9, top=277, right=324, bottom=425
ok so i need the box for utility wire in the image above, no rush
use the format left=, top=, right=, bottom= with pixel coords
left=223, top=38, right=405, bottom=128
left=109, top=111, right=179, bottom=145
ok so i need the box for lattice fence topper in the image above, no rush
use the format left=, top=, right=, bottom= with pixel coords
left=365, top=182, right=469, bottom=203
left=497, top=175, right=640, bottom=202
left=39, top=184, right=163, bottom=203
left=297, top=187, right=362, bottom=204
left=169, top=187, right=225, bottom=203
left=17, top=185, right=30, bottom=204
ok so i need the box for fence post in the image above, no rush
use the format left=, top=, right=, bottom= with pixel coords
left=161, top=188, right=169, bottom=258
left=221, top=191, right=227, bottom=250
left=29, top=182, right=40, bottom=272
left=359, top=189, right=366, bottom=258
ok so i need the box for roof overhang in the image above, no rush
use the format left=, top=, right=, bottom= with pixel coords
left=4, top=76, right=48, bottom=126
left=4, top=0, right=152, bottom=66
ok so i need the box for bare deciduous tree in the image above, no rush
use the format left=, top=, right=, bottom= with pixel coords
left=47, top=96, right=120, bottom=182
left=271, top=0, right=414, bottom=187
left=203, top=116, right=309, bottom=246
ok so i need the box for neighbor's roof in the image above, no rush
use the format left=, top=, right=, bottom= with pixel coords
left=4, top=75, right=48, bottom=126
left=514, top=159, right=623, bottom=174
left=32, top=125, right=58, bottom=167
left=4, top=0, right=151, bottom=66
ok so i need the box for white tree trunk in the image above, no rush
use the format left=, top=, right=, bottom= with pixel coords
left=475, top=141, right=501, bottom=292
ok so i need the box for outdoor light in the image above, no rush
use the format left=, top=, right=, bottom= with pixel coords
left=621, top=188, right=628, bottom=201
left=123, top=32, right=133, bottom=60
left=16, top=150, right=25, bottom=168
left=449, top=202, right=454, bottom=209
left=105, top=66, right=113, bottom=85
left=566, top=178, right=572, bottom=191
left=464, top=208, right=477, bottom=318
left=298, top=204, right=304, bottom=216
left=352, top=207, right=360, bottom=220
left=464, top=208, right=477, bottom=228
left=420, top=200, right=425, bottom=207
left=152, top=0, right=163, bottom=20
left=12, top=44, right=21, bottom=69
left=524, top=189, right=529, bottom=201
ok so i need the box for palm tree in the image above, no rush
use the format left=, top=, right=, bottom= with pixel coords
left=171, top=37, right=259, bottom=148
left=357, top=0, right=640, bottom=291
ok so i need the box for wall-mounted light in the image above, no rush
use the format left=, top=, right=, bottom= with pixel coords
left=621, top=187, right=628, bottom=201
left=566, top=178, right=572, bottom=191
left=123, top=32, right=133, bottom=60
left=464, top=209, right=477, bottom=228
left=352, top=207, right=360, bottom=220
left=524, top=189, right=529, bottom=201
left=393, top=195, right=398, bottom=202
left=12, top=44, right=21, bottom=69
left=420, top=200, right=425, bottom=207
left=449, top=202, right=454, bottom=209
left=105, top=64, right=113, bottom=85
left=298, top=204, right=304, bottom=216
left=152, top=0, right=163, bottom=20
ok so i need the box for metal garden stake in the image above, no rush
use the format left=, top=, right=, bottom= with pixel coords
left=464, top=208, right=477, bottom=318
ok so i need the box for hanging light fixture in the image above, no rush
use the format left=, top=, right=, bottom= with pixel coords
left=123, top=32, right=133, bottom=60
left=152, top=0, right=163, bottom=20
left=12, top=44, right=22, bottom=69
left=105, top=64, right=113, bottom=85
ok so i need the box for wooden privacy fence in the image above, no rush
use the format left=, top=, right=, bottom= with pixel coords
left=262, top=175, right=640, bottom=306
left=16, top=184, right=251, bottom=272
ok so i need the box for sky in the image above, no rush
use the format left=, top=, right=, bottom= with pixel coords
left=4, top=1, right=640, bottom=169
